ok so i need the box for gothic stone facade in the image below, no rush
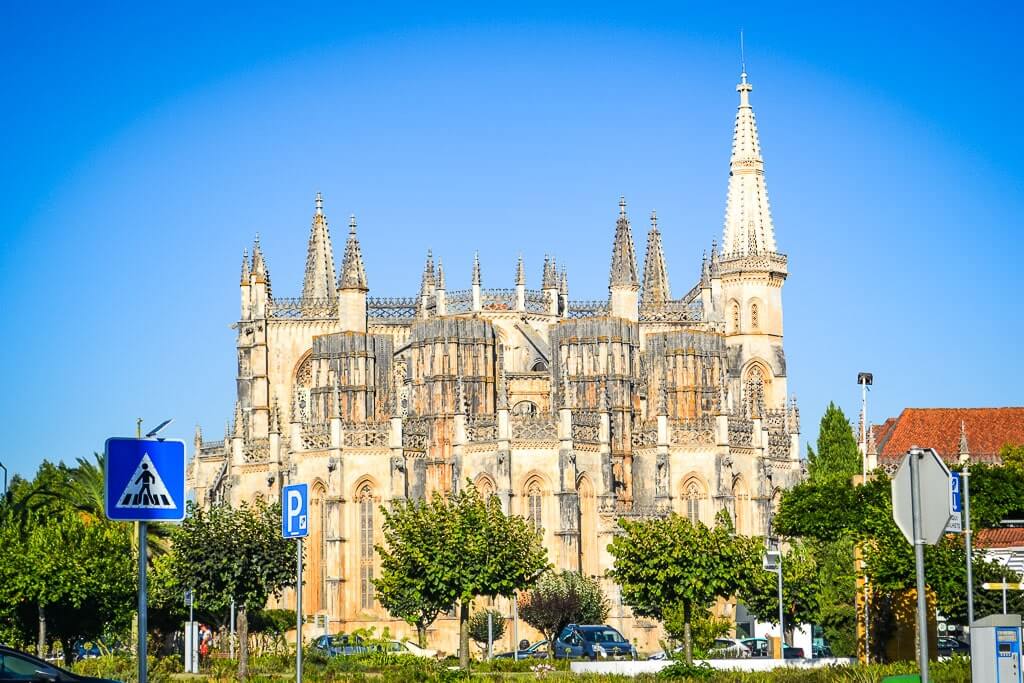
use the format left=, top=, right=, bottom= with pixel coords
left=188, top=71, right=802, bottom=652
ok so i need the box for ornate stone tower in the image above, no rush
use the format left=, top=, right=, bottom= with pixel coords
left=718, top=70, right=789, bottom=417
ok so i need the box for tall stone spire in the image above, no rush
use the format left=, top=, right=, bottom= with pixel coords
left=436, top=258, right=446, bottom=290
left=420, top=250, right=436, bottom=296
left=471, top=251, right=482, bottom=286
left=542, top=254, right=558, bottom=290
left=516, top=254, right=526, bottom=286
left=302, top=192, right=338, bottom=300
left=722, top=70, right=777, bottom=257
left=641, top=210, right=671, bottom=305
left=609, top=196, right=639, bottom=289
left=959, top=420, right=971, bottom=464
left=240, top=248, right=250, bottom=284
left=337, top=214, right=368, bottom=290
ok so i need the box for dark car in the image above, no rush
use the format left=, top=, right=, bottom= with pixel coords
left=0, top=645, right=120, bottom=682
left=493, top=640, right=549, bottom=659
left=554, top=625, right=637, bottom=660
left=312, top=634, right=369, bottom=657
left=937, top=636, right=970, bottom=657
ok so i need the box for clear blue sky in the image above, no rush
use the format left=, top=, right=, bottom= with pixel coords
left=2, top=3, right=1021, bottom=478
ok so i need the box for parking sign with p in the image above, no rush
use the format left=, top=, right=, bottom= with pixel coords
left=282, top=483, right=308, bottom=539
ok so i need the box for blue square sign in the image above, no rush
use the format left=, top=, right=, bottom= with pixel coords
left=105, top=437, right=186, bottom=522
left=282, top=483, right=309, bottom=538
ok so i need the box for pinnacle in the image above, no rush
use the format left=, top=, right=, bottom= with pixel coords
left=609, top=197, right=639, bottom=289
left=472, top=251, right=481, bottom=286
left=516, top=253, right=525, bottom=286
left=302, top=192, right=338, bottom=300
left=338, top=211, right=368, bottom=291
left=641, top=210, right=670, bottom=304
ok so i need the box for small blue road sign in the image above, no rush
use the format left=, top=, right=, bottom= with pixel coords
left=282, top=483, right=309, bottom=538
left=950, top=472, right=963, bottom=513
left=947, top=471, right=964, bottom=533
left=105, top=438, right=186, bottom=522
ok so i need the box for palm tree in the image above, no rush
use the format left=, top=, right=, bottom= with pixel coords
left=65, top=452, right=172, bottom=560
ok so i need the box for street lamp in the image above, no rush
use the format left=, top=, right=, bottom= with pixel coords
left=857, top=373, right=873, bottom=479
left=0, top=460, right=7, bottom=500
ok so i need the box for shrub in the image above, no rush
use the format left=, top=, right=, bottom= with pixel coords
left=468, top=608, right=506, bottom=649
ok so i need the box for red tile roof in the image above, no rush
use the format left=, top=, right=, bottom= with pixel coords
left=976, top=527, right=1024, bottom=549
left=873, top=407, right=1024, bottom=465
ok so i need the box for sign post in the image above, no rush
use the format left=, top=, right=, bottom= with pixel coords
left=892, top=447, right=952, bottom=683
left=105, top=437, right=186, bottom=683
left=282, top=483, right=308, bottom=683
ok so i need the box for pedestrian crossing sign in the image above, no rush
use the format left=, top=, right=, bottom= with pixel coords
left=105, top=437, right=186, bottom=522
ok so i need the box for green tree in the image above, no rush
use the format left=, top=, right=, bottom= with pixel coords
left=517, top=570, right=610, bottom=656
left=661, top=606, right=731, bottom=657
left=376, top=482, right=548, bottom=668
left=1001, top=443, right=1024, bottom=471
left=468, top=608, right=506, bottom=653
left=164, top=501, right=295, bottom=680
left=963, top=463, right=1024, bottom=528
left=806, top=402, right=861, bottom=483
left=608, top=512, right=752, bottom=664
left=739, top=540, right=820, bottom=643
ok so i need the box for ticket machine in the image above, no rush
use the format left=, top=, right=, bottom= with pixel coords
left=972, top=614, right=1023, bottom=683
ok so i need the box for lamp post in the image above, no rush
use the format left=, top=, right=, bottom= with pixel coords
left=0, top=460, right=7, bottom=499
left=857, top=373, right=873, bottom=479
left=857, top=372, right=873, bottom=661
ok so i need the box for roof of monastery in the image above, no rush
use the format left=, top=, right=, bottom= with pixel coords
left=873, top=407, right=1024, bottom=465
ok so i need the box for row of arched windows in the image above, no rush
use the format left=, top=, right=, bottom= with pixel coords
left=728, top=299, right=762, bottom=335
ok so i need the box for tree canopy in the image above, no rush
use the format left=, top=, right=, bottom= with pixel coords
left=608, top=511, right=756, bottom=663
left=375, top=482, right=548, bottom=667
left=806, top=402, right=861, bottom=483
left=162, top=500, right=295, bottom=680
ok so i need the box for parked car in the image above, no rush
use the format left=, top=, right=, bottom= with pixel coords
left=312, top=634, right=369, bottom=657
left=0, top=644, right=121, bottom=682
left=739, top=638, right=803, bottom=659
left=937, top=636, right=970, bottom=657
left=494, top=640, right=549, bottom=659
left=811, top=642, right=834, bottom=658
left=384, top=640, right=438, bottom=658
left=708, top=638, right=751, bottom=659
left=554, top=625, right=637, bottom=660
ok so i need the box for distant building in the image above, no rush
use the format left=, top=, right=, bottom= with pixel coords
left=187, top=70, right=803, bottom=650
left=871, top=407, right=1024, bottom=468
left=975, top=528, right=1024, bottom=575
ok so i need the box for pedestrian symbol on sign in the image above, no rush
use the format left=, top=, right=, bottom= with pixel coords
left=116, top=453, right=175, bottom=509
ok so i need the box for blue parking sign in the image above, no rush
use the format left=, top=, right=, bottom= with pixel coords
left=282, top=483, right=309, bottom=538
left=105, top=438, right=186, bottom=522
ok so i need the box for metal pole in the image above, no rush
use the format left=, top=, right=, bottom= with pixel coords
left=1003, top=576, right=1008, bottom=615
left=138, top=521, right=148, bottom=683
left=296, top=538, right=303, bottom=683
left=910, top=450, right=930, bottom=682
left=189, top=593, right=195, bottom=674
left=487, top=611, right=493, bottom=660
left=777, top=554, right=785, bottom=659
left=513, top=593, right=519, bottom=661
left=861, top=379, right=868, bottom=480
left=0, top=460, right=7, bottom=499
left=864, top=578, right=871, bottom=662
left=963, top=470, right=975, bottom=627
left=230, top=599, right=236, bottom=660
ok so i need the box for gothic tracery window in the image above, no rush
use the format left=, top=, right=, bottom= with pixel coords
left=750, top=302, right=760, bottom=330
left=745, top=366, right=766, bottom=418
left=357, top=484, right=375, bottom=610
left=730, top=301, right=741, bottom=334
left=526, top=480, right=543, bottom=533
left=512, top=400, right=539, bottom=416
left=685, top=481, right=703, bottom=524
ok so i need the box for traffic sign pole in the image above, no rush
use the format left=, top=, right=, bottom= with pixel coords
left=296, top=537, right=303, bottom=683
left=138, top=521, right=148, bottom=683
left=910, top=449, right=930, bottom=683
left=963, top=469, right=975, bottom=627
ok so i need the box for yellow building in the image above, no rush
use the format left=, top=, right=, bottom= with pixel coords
left=188, top=69, right=802, bottom=653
